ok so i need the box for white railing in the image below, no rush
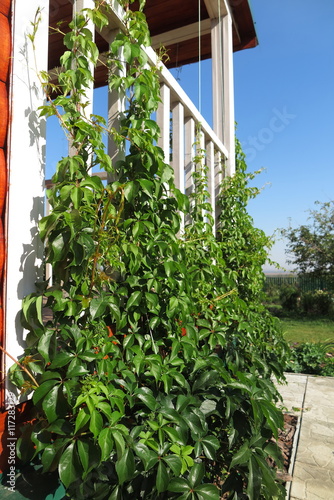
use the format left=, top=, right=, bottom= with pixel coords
left=46, top=0, right=232, bottom=233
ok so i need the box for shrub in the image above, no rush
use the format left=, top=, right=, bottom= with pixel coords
left=301, top=290, right=334, bottom=316
left=7, top=4, right=288, bottom=499
left=286, top=342, right=334, bottom=375
left=279, top=285, right=300, bottom=312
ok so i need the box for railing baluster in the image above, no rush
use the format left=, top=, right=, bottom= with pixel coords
left=171, top=101, right=185, bottom=231
left=214, top=150, right=223, bottom=228
left=157, top=83, right=171, bottom=164
left=185, top=116, right=195, bottom=199
left=206, top=139, right=215, bottom=235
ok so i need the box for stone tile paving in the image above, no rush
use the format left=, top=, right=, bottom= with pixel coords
left=277, top=373, right=334, bottom=500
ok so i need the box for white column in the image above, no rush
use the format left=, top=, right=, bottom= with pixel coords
left=206, top=140, right=216, bottom=235
left=6, top=1, right=49, bottom=380
left=211, top=11, right=235, bottom=175
left=72, top=0, right=95, bottom=119
left=157, top=83, right=171, bottom=163
left=171, top=101, right=185, bottom=231
left=107, top=29, right=126, bottom=180
left=222, top=13, right=235, bottom=175
left=184, top=116, right=195, bottom=198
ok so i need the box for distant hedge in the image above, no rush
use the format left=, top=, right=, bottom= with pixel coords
left=264, top=275, right=332, bottom=293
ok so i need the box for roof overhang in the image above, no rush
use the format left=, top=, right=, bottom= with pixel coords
left=48, top=0, right=258, bottom=87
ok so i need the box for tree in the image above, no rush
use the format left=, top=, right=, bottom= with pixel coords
left=283, top=201, right=334, bottom=284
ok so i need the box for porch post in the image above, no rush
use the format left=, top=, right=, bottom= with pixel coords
left=5, top=1, right=49, bottom=388
left=70, top=0, right=95, bottom=159
left=171, top=101, right=185, bottom=231
left=107, top=29, right=126, bottom=180
left=211, top=9, right=235, bottom=175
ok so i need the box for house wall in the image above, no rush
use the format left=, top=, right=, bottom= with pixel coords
left=2, top=0, right=49, bottom=407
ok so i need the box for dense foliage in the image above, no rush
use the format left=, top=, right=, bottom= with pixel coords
left=286, top=342, right=334, bottom=376
left=9, top=3, right=288, bottom=499
left=282, top=201, right=334, bottom=286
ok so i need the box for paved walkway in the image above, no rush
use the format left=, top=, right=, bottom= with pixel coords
left=277, top=373, right=334, bottom=500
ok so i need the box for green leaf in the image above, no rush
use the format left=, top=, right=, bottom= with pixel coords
left=168, top=477, right=190, bottom=493
left=156, top=461, right=169, bottom=493
left=230, top=442, right=251, bottom=469
left=98, top=427, right=114, bottom=461
left=66, top=357, right=89, bottom=378
left=135, top=388, right=158, bottom=411
left=74, top=407, right=90, bottom=434
left=90, top=296, right=108, bottom=320
left=134, top=442, right=157, bottom=471
left=58, top=442, right=82, bottom=488
left=42, top=439, right=69, bottom=473
left=115, top=448, right=135, bottom=485
left=89, top=409, right=103, bottom=438
left=167, top=296, right=178, bottom=318
left=42, top=385, right=62, bottom=423
left=194, top=484, right=220, bottom=500
left=126, top=291, right=142, bottom=310
left=246, top=455, right=262, bottom=500
left=163, top=455, right=182, bottom=476
left=33, top=379, right=59, bottom=405
left=76, top=439, right=90, bottom=472
left=188, top=462, right=204, bottom=488
left=124, top=181, right=137, bottom=202
left=51, top=233, right=65, bottom=261
left=49, top=351, right=74, bottom=369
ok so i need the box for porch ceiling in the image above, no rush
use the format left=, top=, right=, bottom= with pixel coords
left=48, top=0, right=257, bottom=88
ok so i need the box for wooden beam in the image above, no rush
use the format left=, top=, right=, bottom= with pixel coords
left=151, top=19, right=211, bottom=49
left=203, top=0, right=228, bottom=19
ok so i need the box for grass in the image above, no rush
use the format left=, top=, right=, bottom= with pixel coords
left=280, top=316, right=334, bottom=344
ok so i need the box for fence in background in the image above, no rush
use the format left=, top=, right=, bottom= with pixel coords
left=265, top=275, right=332, bottom=293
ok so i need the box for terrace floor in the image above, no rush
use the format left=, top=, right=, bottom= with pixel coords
left=276, top=373, right=334, bottom=499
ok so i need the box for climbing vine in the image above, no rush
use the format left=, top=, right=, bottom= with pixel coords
left=9, top=2, right=288, bottom=499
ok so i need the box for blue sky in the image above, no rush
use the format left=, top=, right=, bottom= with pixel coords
left=46, top=0, right=334, bottom=271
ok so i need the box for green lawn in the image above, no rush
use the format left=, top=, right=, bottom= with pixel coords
left=280, top=317, right=334, bottom=344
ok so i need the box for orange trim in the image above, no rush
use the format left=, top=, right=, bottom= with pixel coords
left=0, top=0, right=10, bottom=17
left=0, top=0, right=9, bottom=411
left=0, top=13, right=10, bottom=83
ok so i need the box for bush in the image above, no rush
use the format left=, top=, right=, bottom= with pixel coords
left=286, top=342, right=334, bottom=375
left=279, top=285, right=301, bottom=312
left=301, top=290, right=334, bottom=316
left=8, top=6, right=288, bottom=500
